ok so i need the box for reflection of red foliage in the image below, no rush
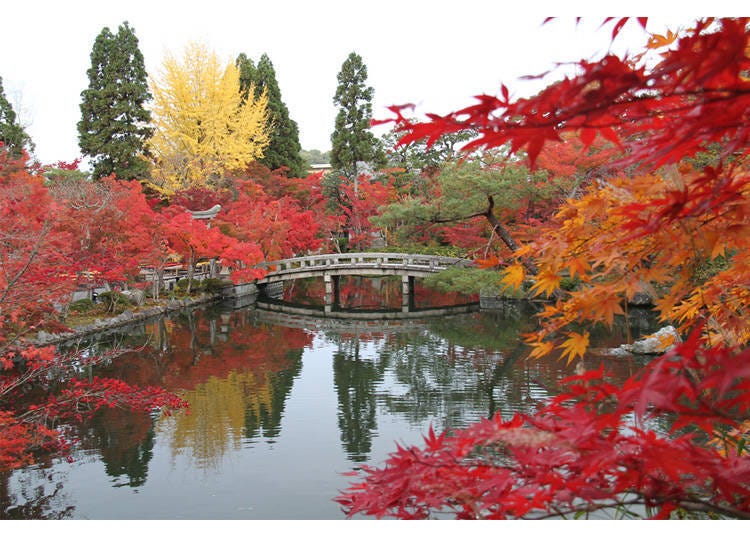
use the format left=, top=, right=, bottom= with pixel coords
left=0, top=154, right=187, bottom=470
left=284, top=277, right=476, bottom=311
left=97, top=310, right=313, bottom=392
left=413, top=283, right=477, bottom=308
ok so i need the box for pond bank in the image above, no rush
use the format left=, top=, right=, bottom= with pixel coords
left=32, top=293, right=224, bottom=347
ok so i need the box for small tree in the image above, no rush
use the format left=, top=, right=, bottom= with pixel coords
left=78, top=22, right=153, bottom=180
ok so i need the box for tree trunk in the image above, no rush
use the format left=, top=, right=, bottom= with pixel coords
left=484, top=195, right=538, bottom=276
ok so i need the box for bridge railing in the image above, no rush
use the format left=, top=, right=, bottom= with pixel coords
left=254, top=253, right=472, bottom=279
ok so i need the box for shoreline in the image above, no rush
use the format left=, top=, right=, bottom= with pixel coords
left=31, top=293, right=224, bottom=347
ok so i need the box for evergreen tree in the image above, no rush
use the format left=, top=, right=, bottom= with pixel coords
left=236, top=53, right=257, bottom=101
left=236, top=53, right=306, bottom=177
left=0, top=76, right=32, bottom=158
left=330, top=52, right=383, bottom=181
left=78, top=22, right=152, bottom=180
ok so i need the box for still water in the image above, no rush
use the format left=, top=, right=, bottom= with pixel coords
left=0, top=277, right=650, bottom=519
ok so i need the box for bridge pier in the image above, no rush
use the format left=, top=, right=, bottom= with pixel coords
left=252, top=253, right=473, bottom=314
left=402, top=275, right=415, bottom=313
left=324, top=273, right=341, bottom=312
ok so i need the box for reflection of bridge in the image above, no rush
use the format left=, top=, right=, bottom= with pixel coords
left=253, top=299, right=479, bottom=333
left=254, top=253, right=473, bottom=313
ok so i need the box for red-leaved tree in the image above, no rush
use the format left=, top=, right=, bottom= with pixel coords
left=0, top=151, right=187, bottom=470
left=336, top=17, right=750, bottom=519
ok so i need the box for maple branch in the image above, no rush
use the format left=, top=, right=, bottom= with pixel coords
left=427, top=210, right=487, bottom=224
left=0, top=220, right=52, bottom=308
left=673, top=499, right=750, bottom=520
left=483, top=88, right=750, bottom=134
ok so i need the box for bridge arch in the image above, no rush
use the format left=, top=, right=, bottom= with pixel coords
left=253, top=253, right=473, bottom=313
left=254, top=252, right=471, bottom=284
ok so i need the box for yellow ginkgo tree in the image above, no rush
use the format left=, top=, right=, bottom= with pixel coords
left=147, top=42, right=270, bottom=197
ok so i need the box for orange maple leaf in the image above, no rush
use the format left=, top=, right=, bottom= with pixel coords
left=647, top=30, right=677, bottom=49
left=559, top=331, right=590, bottom=363
left=500, top=263, right=525, bottom=290
left=530, top=269, right=561, bottom=297
left=528, top=340, right=556, bottom=360
left=476, top=255, right=501, bottom=269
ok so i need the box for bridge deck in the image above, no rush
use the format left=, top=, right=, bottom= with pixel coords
left=254, top=253, right=472, bottom=284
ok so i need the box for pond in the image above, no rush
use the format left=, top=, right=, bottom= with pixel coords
left=0, top=277, right=655, bottom=520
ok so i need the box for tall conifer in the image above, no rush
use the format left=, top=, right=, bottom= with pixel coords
left=78, top=22, right=152, bottom=180
left=0, top=76, right=32, bottom=158
left=236, top=53, right=306, bottom=177
left=330, top=52, right=382, bottom=181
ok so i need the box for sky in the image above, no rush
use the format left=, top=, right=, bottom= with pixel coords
left=0, top=1, right=732, bottom=166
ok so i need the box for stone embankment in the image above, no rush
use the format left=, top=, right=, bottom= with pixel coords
left=32, top=293, right=223, bottom=346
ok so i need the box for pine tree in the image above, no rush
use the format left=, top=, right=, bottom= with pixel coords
left=0, top=76, right=32, bottom=158
left=78, top=22, right=152, bottom=180
left=236, top=53, right=306, bottom=177
left=330, top=52, right=383, bottom=181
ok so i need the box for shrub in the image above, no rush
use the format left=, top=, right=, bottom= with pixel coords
left=202, top=278, right=231, bottom=295
left=68, top=298, right=96, bottom=313
left=97, top=291, right=130, bottom=313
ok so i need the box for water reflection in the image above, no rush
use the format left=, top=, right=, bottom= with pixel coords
left=79, top=408, right=156, bottom=487
left=1, top=279, right=656, bottom=519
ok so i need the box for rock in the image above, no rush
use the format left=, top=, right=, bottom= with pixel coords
left=592, top=347, right=634, bottom=357
left=36, top=331, right=52, bottom=344
left=121, top=289, right=145, bottom=306
left=629, top=292, right=654, bottom=306
left=116, top=310, right=134, bottom=322
left=620, top=325, right=682, bottom=355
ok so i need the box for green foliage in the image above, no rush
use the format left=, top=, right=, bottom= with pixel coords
left=382, top=127, right=475, bottom=184
left=692, top=253, right=732, bottom=285
left=201, top=277, right=232, bottom=295
left=78, top=21, right=152, bottom=180
left=172, top=277, right=230, bottom=296
left=300, top=148, right=330, bottom=166
left=0, top=76, right=33, bottom=158
left=321, top=171, right=346, bottom=211
left=97, top=291, right=130, bottom=313
left=175, top=278, right=198, bottom=294
left=330, top=52, right=385, bottom=179
left=380, top=244, right=467, bottom=258
left=43, top=166, right=91, bottom=183
left=236, top=53, right=306, bottom=177
left=423, top=267, right=517, bottom=296
left=68, top=298, right=96, bottom=313
left=373, top=152, right=550, bottom=253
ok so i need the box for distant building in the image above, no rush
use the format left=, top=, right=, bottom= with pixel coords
left=308, top=163, right=332, bottom=175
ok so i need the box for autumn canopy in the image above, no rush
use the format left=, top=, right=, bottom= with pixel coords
left=336, top=17, right=750, bottom=519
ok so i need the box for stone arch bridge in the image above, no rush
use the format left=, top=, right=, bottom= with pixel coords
left=252, top=253, right=474, bottom=313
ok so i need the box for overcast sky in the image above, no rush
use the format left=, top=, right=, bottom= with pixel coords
left=0, top=1, right=728, bottom=166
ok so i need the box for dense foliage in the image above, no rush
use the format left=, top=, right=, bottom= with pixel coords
left=147, top=42, right=270, bottom=197
left=236, top=53, right=306, bottom=178
left=330, top=52, right=383, bottom=180
left=0, top=149, right=327, bottom=469
left=336, top=17, right=750, bottom=520
left=0, top=76, right=32, bottom=159
left=77, top=22, right=153, bottom=180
